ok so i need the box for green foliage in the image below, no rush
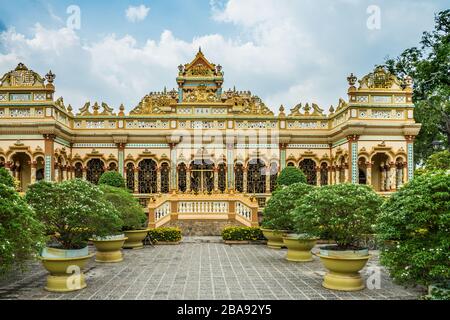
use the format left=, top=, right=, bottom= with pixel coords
left=147, top=227, right=182, bottom=243
left=425, top=150, right=450, bottom=171
left=99, top=185, right=147, bottom=231
left=376, top=173, right=450, bottom=287
left=294, top=184, right=382, bottom=248
left=0, top=167, right=15, bottom=188
left=0, top=183, right=45, bottom=276
left=25, top=179, right=122, bottom=249
left=276, top=166, right=307, bottom=187
left=221, top=226, right=265, bottom=241
left=98, top=171, right=126, bottom=188
left=262, top=182, right=313, bottom=231
left=386, top=10, right=450, bottom=164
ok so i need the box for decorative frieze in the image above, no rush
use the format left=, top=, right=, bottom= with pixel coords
left=126, top=120, right=169, bottom=129
left=0, top=93, right=8, bottom=101
left=72, top=143, right=116, bottom=148
left=288, top=144, right=329, bottom=149
left=86, top=121, right=105, bottom=129
left=10, top=108, right=31, bottom=117
left=287, top=121, right=327, bottom=129
left=236, top=121, right=277, bottom=129
left=33, top=93, right=46, bottom=101
left=10, top=93, right=32, bottom=101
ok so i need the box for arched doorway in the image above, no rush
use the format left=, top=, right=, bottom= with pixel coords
left=190, top=159, right=214, bottom=193
left=247, top=159, right=265, bottom=194
left=269, top=162, right=278, bottom=192
left=11, top=152, right=32, bottom=191
left=160, top=162, right=170, bottom=193
left=358, top=157, right=367, bottom=185
left=177, top=163, right=187, bottom=193
left=234, top=163, right=244, bottom=192
left=299, top=159, right=317, bottom=185
left=371, top=153, right=389, bottom=191
left=126, top=163, right=135, bottom=191
left=217, top=162, right=227, bottom=193
left=86, top=158, right=105, bottom=185
left=320, top=162, right=328, bottom=186
left=74, top=162, right=83, bottom=179
left=35, top=156, right=45, bottom=182
left=138, top=159, right=157, bottom=193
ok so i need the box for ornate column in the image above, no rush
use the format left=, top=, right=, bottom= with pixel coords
left=54, top=164, right=60, bottom=182
left=347, top=135, right=359, bottom=184
left=62, top=165, right=68, bottom=181
left=134, top=167, right=139, bottom=193
left=186, top=168, right=191, bottom=192
left=30, top=161, right=37, bottom=184
left=389, top=162, right=396, bottom=191
left=316, top=166, right=321, bottom=186
left=366, top=162, right=372, bottom=186
left=405, top=136, right=415, bottom=182
left=226, top=143, right=235, bottom=191
left=402, top=162, right=408, bottom=186
left=279, top=143, right=288, bottom=171
left=169, top=143, right=177, bottom=192
left=5, top=161, right=13, bottom=176
left=214, top=166, right=219, bottom=193
left=117, top=143, right=125, bottom=177
left=43, top=134, right=55, bottom=181
left=343, top=164, right=349, bottom=183
left=265, top=166, right=271, bottom=193
left=156, top=166, right=161, bottom=193
left=243, top=166, right=248, bottom=193
left=380, top=164, right=386, bottom=191
left=330, top=166, right=335, bottom=185
left=327, top=166, right=332, bottom=185
left=82, top=166, right=87, bottom=181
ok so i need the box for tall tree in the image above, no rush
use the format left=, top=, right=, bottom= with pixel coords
left=385, top=10, right=450, bottom=165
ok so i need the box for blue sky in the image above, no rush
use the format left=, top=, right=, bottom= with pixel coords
left=0, top=0, right=448, bottom=113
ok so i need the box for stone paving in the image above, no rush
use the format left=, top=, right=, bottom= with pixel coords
left=0, top=238, right=422, bottom=300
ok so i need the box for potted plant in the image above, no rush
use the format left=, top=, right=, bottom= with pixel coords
left=26, top=179, right=121, bottom=292
left=295, top=183, right=382, bottom=291
left=262, top=182, right=315, bottom=255
left=99, top=183, right=148, bottom=250
left=376, top=173, right=450, bottom=299
left=0, top=176, right=45, bottom=276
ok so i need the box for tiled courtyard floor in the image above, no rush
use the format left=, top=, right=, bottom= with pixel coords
left=0, top=238, right=422, bottom=300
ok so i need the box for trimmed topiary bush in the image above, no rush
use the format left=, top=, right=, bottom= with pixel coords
left=294, top=183, right=383, bottom=249
left=0, top=167, right=15, bottom=188
left=26, top=179, right=122, bottom=249
left=222, top=226, right=265, bottom=241
left=99, top=184, right=147, bottom=231
left=148, top=227, right=182, bottom=243
left=98, top=171, right=126, bottom=188
left=276, top=166, right=307, bottom=187
left=0, top=183, right=45, bottom=276
left=376, top=173, right=450, bottom=289
left=262, top=182, right=313, bottom=231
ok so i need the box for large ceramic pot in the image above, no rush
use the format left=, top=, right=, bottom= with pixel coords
left=260, top=228, right=289, bottom=249
left=282, top=234, right=318, bottom=262
left=314, top=246, right=370, bottom=291
left=123, top=229, right=149, bottom=249
left=91, top=235, right=128, bottom=263
left=40, top=247, right=94, bottom=292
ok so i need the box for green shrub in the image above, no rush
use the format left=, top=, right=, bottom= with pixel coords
left=0, top=183, right=45, bottom=276
left=376, top=173, right=450, bottom=288
left=98, top=171, right=126, bottom=188
left=261, top=182, right=313, bottom=231
left=26, top=179, right=122, bottom=249
left=425, top=150, right=450, bottom=172
left=99, top=185, right=147, bottom=231
left=276, top=167, right=307, bottom=187
left=0, top=167, right=15, bottom=188
left=222, top=226, right=265, bottom=241
left=147, top=227, right=182, bottom=243
left=294, top=183, right=382, bottom=249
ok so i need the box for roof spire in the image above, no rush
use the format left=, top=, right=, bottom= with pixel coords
left=198, top=46, right=202, bottom=54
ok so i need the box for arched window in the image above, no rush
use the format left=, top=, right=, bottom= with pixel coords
left=108, top=162, right=117, bottom=171
left=86, top=159, right=104, bottom=184
left=160, top=162, right=170, bottom=193
left=358, top=157, right=367, bottom=184
left=299, top=159, right=317, bottom=185
left=269, top=162, right=278, bottom=192
left=178, top=163, right=187, bottom=192
left=126, top=163, right=135, bottom=191
left=247, top=159, right=266, bottom=194
left=287, top=162, right=295, bottom=167
left=190, top=160, right=214, bottom=193
left=138, top=159, right=157, bottom=193
left=218, top=163, right=226, bottom=193
left=235, top=163, right=244, bottom=192
left=74, top=162, right=83, bottom=179
left=320, top=162, right=328, bottom=186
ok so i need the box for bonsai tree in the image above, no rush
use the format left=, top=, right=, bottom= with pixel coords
left=25, top=179, right=122, bottom=249
left=276, top=166, right=307, bottom=188
left=262, top=182, right=313, bottom=231
left=0, top=182, right=45, bottom=276
left=0, top=167, right=15, bottom=188
left=99, top=184, right=147, bottom=231
left=376, top=173, right=450, bottom=290
left=98, top=171, right=126, bottom=188
left=294, top=184, right=382, bottom=249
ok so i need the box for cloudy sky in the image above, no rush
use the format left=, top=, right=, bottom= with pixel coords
left=0, top=0, right=447, bottom=113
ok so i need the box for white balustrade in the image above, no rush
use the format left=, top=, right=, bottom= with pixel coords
left=155, top=202, right=171, bottom=221
left=178, top=201, right=228, bottom=214
left=236, top=202, right=252, bottom=220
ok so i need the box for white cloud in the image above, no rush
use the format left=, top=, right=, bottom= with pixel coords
left=125, top=5, right=150, bottom=23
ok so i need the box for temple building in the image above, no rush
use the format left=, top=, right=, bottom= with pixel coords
left=0, top=50, right=421, bottom=234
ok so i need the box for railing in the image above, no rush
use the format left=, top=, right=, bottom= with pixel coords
left=148, top=193, right=259, bottom=228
